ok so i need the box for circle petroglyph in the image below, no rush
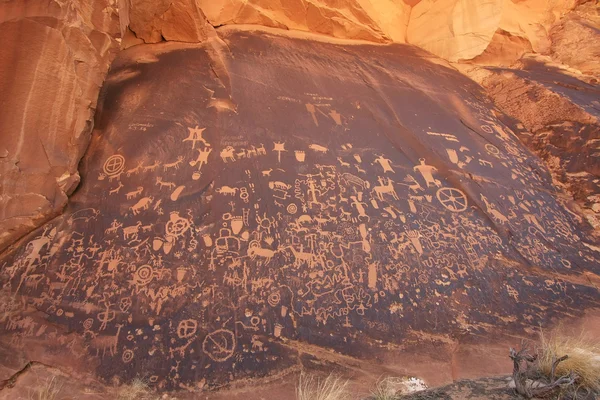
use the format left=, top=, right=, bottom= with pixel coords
left=177, top=319, right=198, bottom=339
left=436, top=187, right=467, bottom=212
left=485, top=144, right=500, bottom=155
left=103, top=155, right=125, bottom=176
left=166, top=215, right=191, bottom=238
left=122, top=349, right=134, bottom=363
left=134, top=265, right=154, bottom=286
left=202, top=329, right=236, bottom=362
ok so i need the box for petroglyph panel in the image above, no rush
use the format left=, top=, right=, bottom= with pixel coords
left=1, top=32, right=599, bottom=391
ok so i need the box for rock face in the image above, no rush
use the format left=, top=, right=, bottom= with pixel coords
left=472, top=59, right=600, bottom=229
left=118, top=0, right=217, bottom=48
left=197, top=0, right=411, bottom=43
left=459, top=2, right=600, bottom=230
left=117, top=0, right=583, bottom=63
left=408, top=0, right=579, bottom=63
left=549, top=1, right=600, bottom=77
left=0, top=0, right=120, bottom=253
left=0, top=29, right=598, bottom=392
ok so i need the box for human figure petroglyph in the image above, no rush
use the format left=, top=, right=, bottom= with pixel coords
left=373, top=155, right=395, bottom=174
left=184, top=126, right=209, bottom=149
left=190, top=147, right=212, bottom=169
left=413, top=158, right=441, bottom=188
left=372, top=177, right=399, bottom=201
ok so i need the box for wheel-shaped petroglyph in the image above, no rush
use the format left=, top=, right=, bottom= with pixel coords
left=202, top=329, right=236, bottom=362
left=436, top=187, right=467, bottom=212
left=177, top=319, right=198, bottom=339
left=103, top=155, right=125, bottom=176
left=165, top=212, right=191, bottom=238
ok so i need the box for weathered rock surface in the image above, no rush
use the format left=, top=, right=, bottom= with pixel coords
left=458, top=1, right=600, bottom=231
left=118, top=0, right=217, bottom=48
left=472, top=59, right=600, bottom=229
left=0, top=28, right=598, bottom=394
left=549, top=1, right=600, bottom=77
left=408, top=0, right=579, bottom=63
left=116, top=0, right=584, bottom=63
left=197, top=0, right=411, bottom=43
left=0, top=0, right=120, bottom=253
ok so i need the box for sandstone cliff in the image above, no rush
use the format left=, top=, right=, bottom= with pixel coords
left=0, top=0, right=120, bottom=252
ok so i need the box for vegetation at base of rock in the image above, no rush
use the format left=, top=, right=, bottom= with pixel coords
left=538, top=328, right=600, bottom=393
left=296, top=373, right=351, bottom=400
left=510, top=328, right=600, bottom=399
left=115, top=378, right=162, bottom=400
left=28, top=376, right=63, bottom=400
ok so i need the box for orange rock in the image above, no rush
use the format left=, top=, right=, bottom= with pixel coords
left=118, top=0, right=217, bottom=48
left=0, top=0, right=119, bottom=252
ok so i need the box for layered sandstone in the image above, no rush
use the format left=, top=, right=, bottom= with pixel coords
left=0, top=0, right=120, bottom=252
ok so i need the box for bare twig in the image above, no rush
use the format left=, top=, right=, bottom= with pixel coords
left=509, top=343, right=579, bottom=399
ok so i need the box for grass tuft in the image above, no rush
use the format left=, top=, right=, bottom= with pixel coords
left=29, top=376, right=63, bottom=400
left=115, top=378, right=161, bottom=400
left=538, top=327, right=600, bottom=392
left=296, top=372, right=351, bottom=400
left=370, top=376, right=403, bottom=399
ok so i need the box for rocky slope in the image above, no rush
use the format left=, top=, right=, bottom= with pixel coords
left=0, top=27, right=599, bottom=395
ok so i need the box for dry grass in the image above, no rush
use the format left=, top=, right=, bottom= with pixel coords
left=115, top=378, right=162, bottom=400
left=296, top=372, right=351, bottom=400
left=370, top=377, right=429, bottom=399
left=370, top=377, right=403, bottom=399
left=538, top=327, right=600, bottom=392
left=28, top=376, right=63, bottom=400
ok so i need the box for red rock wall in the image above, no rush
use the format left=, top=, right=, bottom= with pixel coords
left=0, top=0, right=120, bottom=252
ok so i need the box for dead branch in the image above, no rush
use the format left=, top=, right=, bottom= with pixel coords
left=509, top=344, right=579, bottom=399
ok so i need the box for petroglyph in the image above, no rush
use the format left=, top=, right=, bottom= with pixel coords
left=1, top=34, right=598, bottom=394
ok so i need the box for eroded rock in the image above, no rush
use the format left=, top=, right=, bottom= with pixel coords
left=118, top=0, right=217, bottom=48
left=0, top=0, right=120, bottom=253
